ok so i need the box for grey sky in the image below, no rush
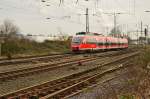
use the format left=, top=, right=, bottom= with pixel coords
left=0, top=0, right=150, bottom=36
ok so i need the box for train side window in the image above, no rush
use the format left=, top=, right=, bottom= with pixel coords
left=98, top=42, right=103, bottom=46
left=109, top=42, right=112, bottom=45
left=105, top=42, right=110, bottom=46
left=112, top=42, right=116, bottom=45
left=86, top=38, right=97, bottom=44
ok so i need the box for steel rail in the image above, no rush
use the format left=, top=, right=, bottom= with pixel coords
left=41, top=52, right=139, bottom=99
left=0, top=53, right=74, bottom=66
left=0, top=50, right=125, bottom=81
left=0, top=52, right=139, bottom=99
left=0, top=53, right=71, bottom=61
left=0, top=57, right=96, bottom=81
left=0, top=50, right=131, bottom=67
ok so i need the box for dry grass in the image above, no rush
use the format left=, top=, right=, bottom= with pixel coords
left=2, top=38, right=70, bottom=57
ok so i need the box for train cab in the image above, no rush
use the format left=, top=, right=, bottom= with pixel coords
left=71, top=36, right=84, bottom=52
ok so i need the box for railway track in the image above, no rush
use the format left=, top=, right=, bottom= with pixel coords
left=0, top=48, right=134, bottom=67
left=0, top=51, right=139, bottom=99
left=0, top=50, right=119, bottom=72
left=0, top=50, right=124, bottom=81
left=0, top=53, right=69, bottom=61
left=0, top=53, right=75, bottom=66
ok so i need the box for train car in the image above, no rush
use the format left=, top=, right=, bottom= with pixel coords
left=71, top=32, right=128, bottom=52
left=71, top=35, right=97, bottom=52
left=117, top=38, right=128, bottom=49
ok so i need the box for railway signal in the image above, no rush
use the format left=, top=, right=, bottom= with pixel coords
left=144, top=28, right=147, bottom=36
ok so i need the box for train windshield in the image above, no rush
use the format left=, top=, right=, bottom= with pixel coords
left=76, top=32, right=86, bottom=35
left=72, top=37, right=83, bottom=44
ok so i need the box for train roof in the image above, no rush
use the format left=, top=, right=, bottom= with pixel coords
left=73, top=32, right=128, bottom=42
left=76, top=32, right=103, bottom=36
left=73, top=35, right=127, bottom=39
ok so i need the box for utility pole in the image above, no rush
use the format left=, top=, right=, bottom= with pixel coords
left=114, top=12, right=117, bottom=36
left=141, top=21, right=143, bottom=37
left=137, top=29, right=139, bottom=47
left=0, top=43, right=1, bottom=56
left=85, top=8, right=89, bottom=33
left=0, top=37, right=5, bottom=56
left=140, top=21, right=143, bottom=45
left=106, top=26, right=109, bottom=36
left=104, top=12, right=123, bottom=37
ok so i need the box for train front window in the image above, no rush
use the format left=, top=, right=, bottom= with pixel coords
left=76, top=32, right=86, bottom=35
left=72, top=37, right=83, bottom=44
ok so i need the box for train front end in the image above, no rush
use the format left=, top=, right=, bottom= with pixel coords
left=71, top=36, right=84, bottom=52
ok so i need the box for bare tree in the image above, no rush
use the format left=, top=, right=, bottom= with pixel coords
left=0, top=19, right=20, bottom=58
left=57, top=27, right=68, bottom=41
left=0, top=19, right=19, bottom=38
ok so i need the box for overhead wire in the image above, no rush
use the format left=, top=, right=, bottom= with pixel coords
left=0, top=0, right=40, bottom=15
left=2, top=0, right=123, bottom=33
left=41, top=0, right=87, bottom=25
left=40, top=0, right=88, bottom=22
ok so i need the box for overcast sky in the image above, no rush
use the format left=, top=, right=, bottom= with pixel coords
left=0, top=0, right=150, bottom=36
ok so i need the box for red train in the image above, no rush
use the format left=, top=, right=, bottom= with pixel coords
left=71, top=32, right=128, bottom=52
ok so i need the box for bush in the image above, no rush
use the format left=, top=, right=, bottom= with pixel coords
left=136, top=47, right=150, bottom=68
left=2, top=38, right=70, bottom=56
left=119, top=95, right=135, bottom=99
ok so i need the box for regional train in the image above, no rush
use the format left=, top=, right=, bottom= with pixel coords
left=71, top=32, right=128, bottom=52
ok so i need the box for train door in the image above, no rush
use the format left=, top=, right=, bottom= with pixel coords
left=98, top=37, right=103, bottom=50
left=102, top=37, right=106, bottom=50
left=85, top=37, right=97, bottom=51
left=106, top=37, right=111, bottom=49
